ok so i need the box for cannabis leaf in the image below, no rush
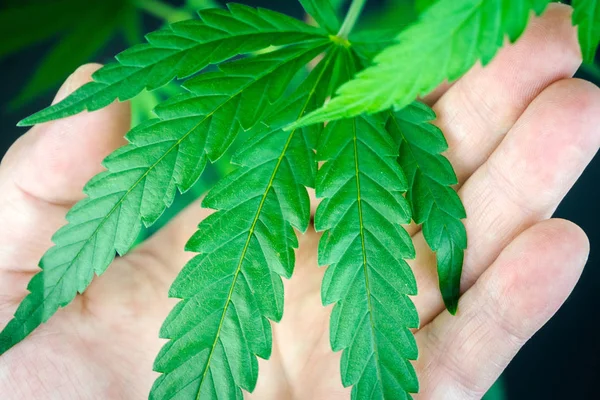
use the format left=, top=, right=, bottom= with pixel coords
left=302, top=44, right=419, bottom=399
left=151, top=46, right=340, bottom=399
left=18, top=3, right=326, bottom=126
left=290, top=0, right=552, bottom=128
left=316, top=112, right=419, bottom=398
left=572, top=0, right=600, bottom=64
left=387, top=102, right=467, bottom=314
left=0, top=39, right=330, bottom=355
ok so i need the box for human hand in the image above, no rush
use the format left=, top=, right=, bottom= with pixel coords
left=1, top=4, right=598, bottom=399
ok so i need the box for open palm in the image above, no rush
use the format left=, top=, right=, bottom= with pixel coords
left=1, top=5, right=599, bottom=399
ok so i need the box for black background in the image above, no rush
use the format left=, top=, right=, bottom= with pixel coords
left=0, top=1, right=598, bottom=398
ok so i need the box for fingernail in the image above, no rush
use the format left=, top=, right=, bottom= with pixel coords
left=51, top=71, right=77, bottom=105
left=51, top=64, right=102, bottom=105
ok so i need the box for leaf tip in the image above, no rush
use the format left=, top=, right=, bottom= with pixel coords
left=16, top=117, right=35, bottom=127
left=0, top=323, right=18, bottom=356
left=444, top=297, right=459, bottom=316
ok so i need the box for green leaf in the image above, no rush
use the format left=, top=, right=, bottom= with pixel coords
left=289, top=0, right=552, bottom=128
left=415, top=0, right=437, bottom=13
left=572, top=0, right=600, bottom=64
left=316, top=112, right=419, bottom=399
left=150, top=46, right=339, bottom=399
left=0, top=0, right=82, bottom=59
left=19, top=3, right=327, bottom=126
left=0, top=42, right=328, bottom=355
left=10, top=0, right=129, bottom=108
left=307, top=44, right=419, bottom=400
left=186, top=0, right=220, bottom=10
left=355, top=0, right=418, bottom=34
left=387, top=102, right=467, bottom=314
left=122, top=1, right=145, bottom=46
left=299, top=0, right=342, bottom=33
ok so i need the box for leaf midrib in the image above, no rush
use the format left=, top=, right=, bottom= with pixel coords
left=20, top=27, right=328, bottom=125
left=118, top=32, right=325, bottom=79
left=351, top=119, right=385, bottom=391
left=17, top=118, right=203, bottom=326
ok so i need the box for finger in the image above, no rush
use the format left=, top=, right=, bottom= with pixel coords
left=432, top=3, right=581, bottom=184
left=419, top=3, right=578, bottom=107
left=412, top=77, right=600, bottom=325
left=413, top=219, right=588, bottom=399
left=0, top=64, right=129, bottom=281
left=403, top=3, right=582, bottom=238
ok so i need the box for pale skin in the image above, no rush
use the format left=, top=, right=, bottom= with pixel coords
left=0, top=4, right=599, bottom=399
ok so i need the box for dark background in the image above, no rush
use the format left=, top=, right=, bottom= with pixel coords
left=0, top=1, right=598, bottom=398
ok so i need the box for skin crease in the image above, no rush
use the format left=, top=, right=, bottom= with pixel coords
left=0, top=3, right=598, bottom=399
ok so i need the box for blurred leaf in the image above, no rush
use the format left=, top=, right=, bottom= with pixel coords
left=122, top=3, right=144, bottom=46
left=130, top=82, right=183, bottom=127
left=581, top=61, right=600, bottom=81
left=358, top=0, right=417, bottom=32
left=135, top=0, right=195, bottom=23
left=130, top=90, right=162, bottom=128
left=10, top=0, right=132, bottom=108
left=415, top=0, right=438, bottom=13
left=349, top=0, right=418, bottom=64
left=0, top=0, right=84, bottom=58
left=185, top=0, right=220, bottom=10
left=572, top=0, right=600, bottom=64
left=2, top=0, right=137, bottom=108
left=299, top=0, right=342, bottom=33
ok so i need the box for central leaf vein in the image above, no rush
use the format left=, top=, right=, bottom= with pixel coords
left=352, top=119, right=384, bottom=389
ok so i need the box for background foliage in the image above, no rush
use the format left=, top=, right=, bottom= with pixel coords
left=0, top=0, right=598, bottom=398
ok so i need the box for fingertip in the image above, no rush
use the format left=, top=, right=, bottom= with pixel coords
left=414, top=218, right=590, bottom=398
left=537, top=218, right=590, bottom=267
left=539, top=77, right=600, bottom=116
left=506, top=218, right=588, bottom=276
left=526, top=3, right=581, bottom=67
left=490, top=219, right=589, bottom=328
left=482, top=77, right=600, bottom=217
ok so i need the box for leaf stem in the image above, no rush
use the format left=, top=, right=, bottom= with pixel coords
left=337, top=0, right=366, bottom=39
left=135, top=0, right=194, bottom=23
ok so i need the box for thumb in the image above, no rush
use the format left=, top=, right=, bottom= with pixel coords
left=0, top=64, right=130, bottom=292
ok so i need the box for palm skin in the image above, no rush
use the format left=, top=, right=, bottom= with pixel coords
left=0, top=4, right=599, bottom=399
